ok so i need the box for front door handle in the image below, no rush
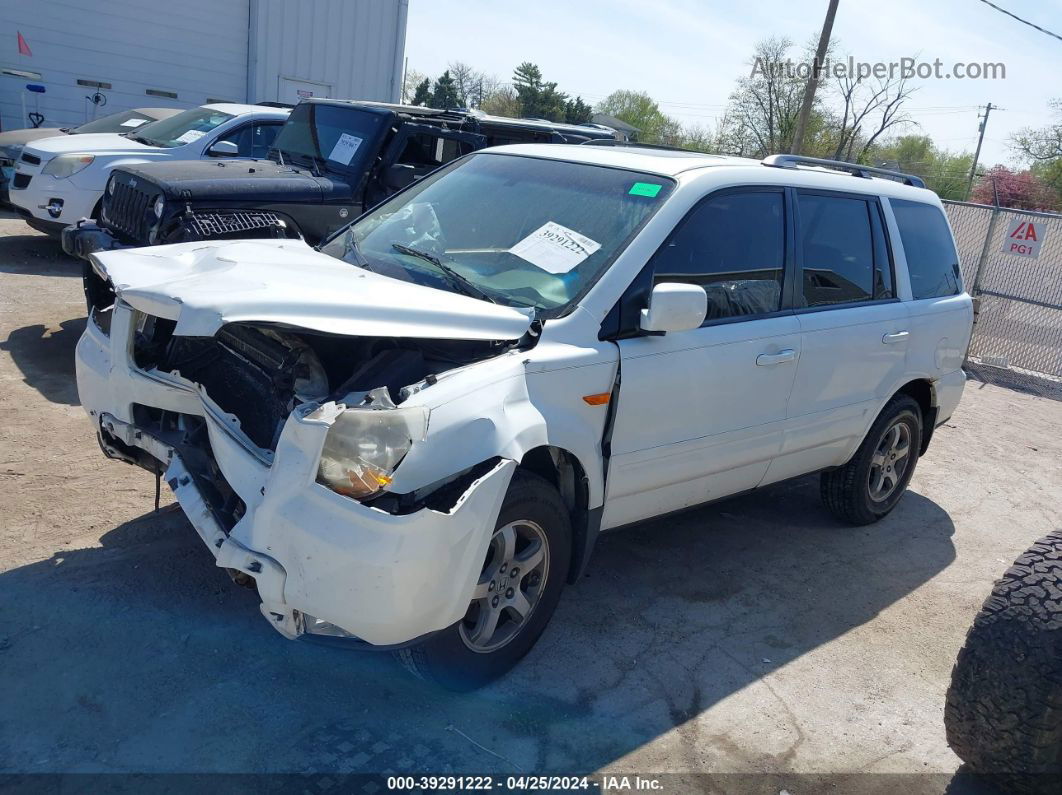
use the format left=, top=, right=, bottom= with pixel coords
left=882, top=331, right=910, bottom=344
left=756, top=349, right=797, bottom=366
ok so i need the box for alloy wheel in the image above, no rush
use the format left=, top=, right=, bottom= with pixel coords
left=868, top=420, right=912, bottom=502
left=459, top=520, right=550, bottom=653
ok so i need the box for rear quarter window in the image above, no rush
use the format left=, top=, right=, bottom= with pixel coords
left=890, top=199, right=962, bottom=299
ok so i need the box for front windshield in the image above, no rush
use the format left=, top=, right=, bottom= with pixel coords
left=130, top=107, right=235, bottom=148
left=270, top=102, right=386, bottom=172
left=320, top=153, right=673, bottom=314
left=72, top=109, right=160, bottom=134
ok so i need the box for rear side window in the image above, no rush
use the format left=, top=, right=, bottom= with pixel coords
left=890, top=199, right=962, bottom=299
left=651, top=190, right=785, bottom=321
left=797, top=193, right=884, bottom=306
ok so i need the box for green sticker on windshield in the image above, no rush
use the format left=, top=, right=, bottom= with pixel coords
left=629, top=182, right=662, bottom=197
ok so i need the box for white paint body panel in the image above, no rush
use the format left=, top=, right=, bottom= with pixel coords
left=75, top=144, right=972, bottom=646
left=9, top=105, right=289, bottom=225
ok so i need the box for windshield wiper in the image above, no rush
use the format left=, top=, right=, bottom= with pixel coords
left=391, top=243, right=499, bottom=304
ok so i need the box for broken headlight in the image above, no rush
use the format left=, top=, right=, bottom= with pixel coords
left=316, top=400, right=428, bottom=500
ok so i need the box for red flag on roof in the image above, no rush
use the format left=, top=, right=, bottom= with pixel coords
left=17, top=32, right=32, bottom=57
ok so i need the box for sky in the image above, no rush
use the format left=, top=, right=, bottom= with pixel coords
left=404, top=0, right=1062, bottom=167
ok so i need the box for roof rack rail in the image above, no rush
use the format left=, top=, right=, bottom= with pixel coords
left=761, top=154, right=926, bottom=189
left=580, top=139, right=709, bottom=154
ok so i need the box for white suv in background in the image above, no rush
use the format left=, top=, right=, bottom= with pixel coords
left=8, top=103, right=289, bottom=235
left=75, top=144, right=972, bottom=688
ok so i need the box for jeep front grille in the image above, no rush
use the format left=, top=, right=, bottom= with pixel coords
left=104, top=180, right=153, bottom=242
left=187, top=210, right=284, bottom=238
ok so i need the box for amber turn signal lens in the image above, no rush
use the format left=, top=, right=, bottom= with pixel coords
left=582, top=392, right=611, bottom=406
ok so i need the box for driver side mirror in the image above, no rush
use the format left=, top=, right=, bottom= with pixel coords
left=640, top=282, right=707, bottom=334
left=207, top=140, right=239, bottom=157
left=384, top=163, right=417, bottom=190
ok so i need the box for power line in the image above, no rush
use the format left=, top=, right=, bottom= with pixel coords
left=974, top=0, right=1062, bottom=44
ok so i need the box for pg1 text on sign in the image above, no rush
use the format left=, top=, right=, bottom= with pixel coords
left=1001, top=218, right=1046, bottom=259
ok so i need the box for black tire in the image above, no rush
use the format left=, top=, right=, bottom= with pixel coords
left=944, top=530, right=1062, bottom=794
left=395, top=470, right=571, bottom=690
left=820, top=394, right=922, bottom=525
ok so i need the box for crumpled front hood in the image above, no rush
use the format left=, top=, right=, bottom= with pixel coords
left=93, top=239, right=534, bottom=340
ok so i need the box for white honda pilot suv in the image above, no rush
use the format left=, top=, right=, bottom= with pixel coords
left=76, top=144, right=972, bottom=688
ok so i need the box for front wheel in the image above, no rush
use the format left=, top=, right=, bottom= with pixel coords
left=820, top=394, right=922, bottom=525
left=395, top=470, right=571, bottom=690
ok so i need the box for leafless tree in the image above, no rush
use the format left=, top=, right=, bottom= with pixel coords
left=402, top=68, right=427, bottom=104
left=830, top=66, right=917, bottom=162
left=724, top=37, right=809, bottom=157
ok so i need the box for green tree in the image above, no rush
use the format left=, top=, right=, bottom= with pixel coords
left=868, top=135, right=974, bottom=200
left=511, top=62, right=568, bottom=121
left=479, top=85, right=521, bottom=118
left=430, top=70, right=460, bottom=109
left=564, top=96, right=593, bottom=125
left=595, top=90, right=669, bottom=142
left=410, top=78, right=432, bottom=107
left=1011, top=99, right=1062, bottom=206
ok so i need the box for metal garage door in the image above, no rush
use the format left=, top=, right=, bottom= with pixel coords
left=0, top=0, right=248, bottom=132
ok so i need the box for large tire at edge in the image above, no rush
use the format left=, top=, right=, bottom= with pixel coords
left=944, top=530, right=1062, bottom=794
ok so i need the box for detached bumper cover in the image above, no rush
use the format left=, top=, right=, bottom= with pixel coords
left=63, top=220, right=129, bottom=261
left=76, top=308, right=515, bottom=646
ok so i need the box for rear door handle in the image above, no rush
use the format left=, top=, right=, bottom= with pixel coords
left=756, top=349, right=797, bottom=366
left=882, top=331, right=910, bottom=344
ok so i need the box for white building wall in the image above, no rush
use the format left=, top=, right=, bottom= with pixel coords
left=249, top=0, right=408, bottom=105
left=0, top=0, right=406, bottom=133
left=0, top=0, right=249, bottom=131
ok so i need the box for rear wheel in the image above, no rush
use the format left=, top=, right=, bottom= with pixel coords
left=395, top=470, right=571, bottom=690
left=820, top=395, right=922, bottom=525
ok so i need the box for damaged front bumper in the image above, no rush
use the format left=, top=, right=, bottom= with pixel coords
left=62, top=219, right=130, bottom=261
left=76, top=307, right=515, bottom=647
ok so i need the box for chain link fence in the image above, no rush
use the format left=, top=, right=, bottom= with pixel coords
left=943, top=200, right=1062, bottom=400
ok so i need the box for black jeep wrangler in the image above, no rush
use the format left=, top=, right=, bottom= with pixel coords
left=62, top=99, right=615, bottom=259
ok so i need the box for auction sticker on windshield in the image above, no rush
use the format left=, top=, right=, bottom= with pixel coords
left=510, top=221, right=601, bottom=274
left=176, top=130, right=206, bottom=144
left=121, top=118, right=148, bottom=128
left=328, top=133, right=364, bottom=165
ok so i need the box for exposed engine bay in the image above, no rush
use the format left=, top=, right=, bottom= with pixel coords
left=131, top=316, right=517, bottom=453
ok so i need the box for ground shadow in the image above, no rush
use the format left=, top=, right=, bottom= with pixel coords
left=0, top=219, right=81, bottom=277
left=1, top=317, right=86, bottom=405
left=0, top=475, right=957, bottom=778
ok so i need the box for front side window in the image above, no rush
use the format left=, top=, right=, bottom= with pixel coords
left=891, top=199, right=962, bottom=299
left=217, top=122, right=282, bottom=158
left=320, top=153, right=673, bottom=314
left=130, top=107, right=235, bottom=148
left=797, top=193, right=882, bottom=307
left=651, top=190, right=786, bottom=321
left=395, top=132, right=475, bottom=177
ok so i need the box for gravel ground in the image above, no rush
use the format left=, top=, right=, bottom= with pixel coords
left=1, top=212, right=1060, bottom=791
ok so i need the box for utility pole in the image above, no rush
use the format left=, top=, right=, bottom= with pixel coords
left=966, top=103, right=996, bottom=200
left=791, top=0, right=839, bottom=155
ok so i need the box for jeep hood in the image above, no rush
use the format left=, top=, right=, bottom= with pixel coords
left=119, top=159, right=328, bottom=203
left=93, top=240, right=534, bottom=340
